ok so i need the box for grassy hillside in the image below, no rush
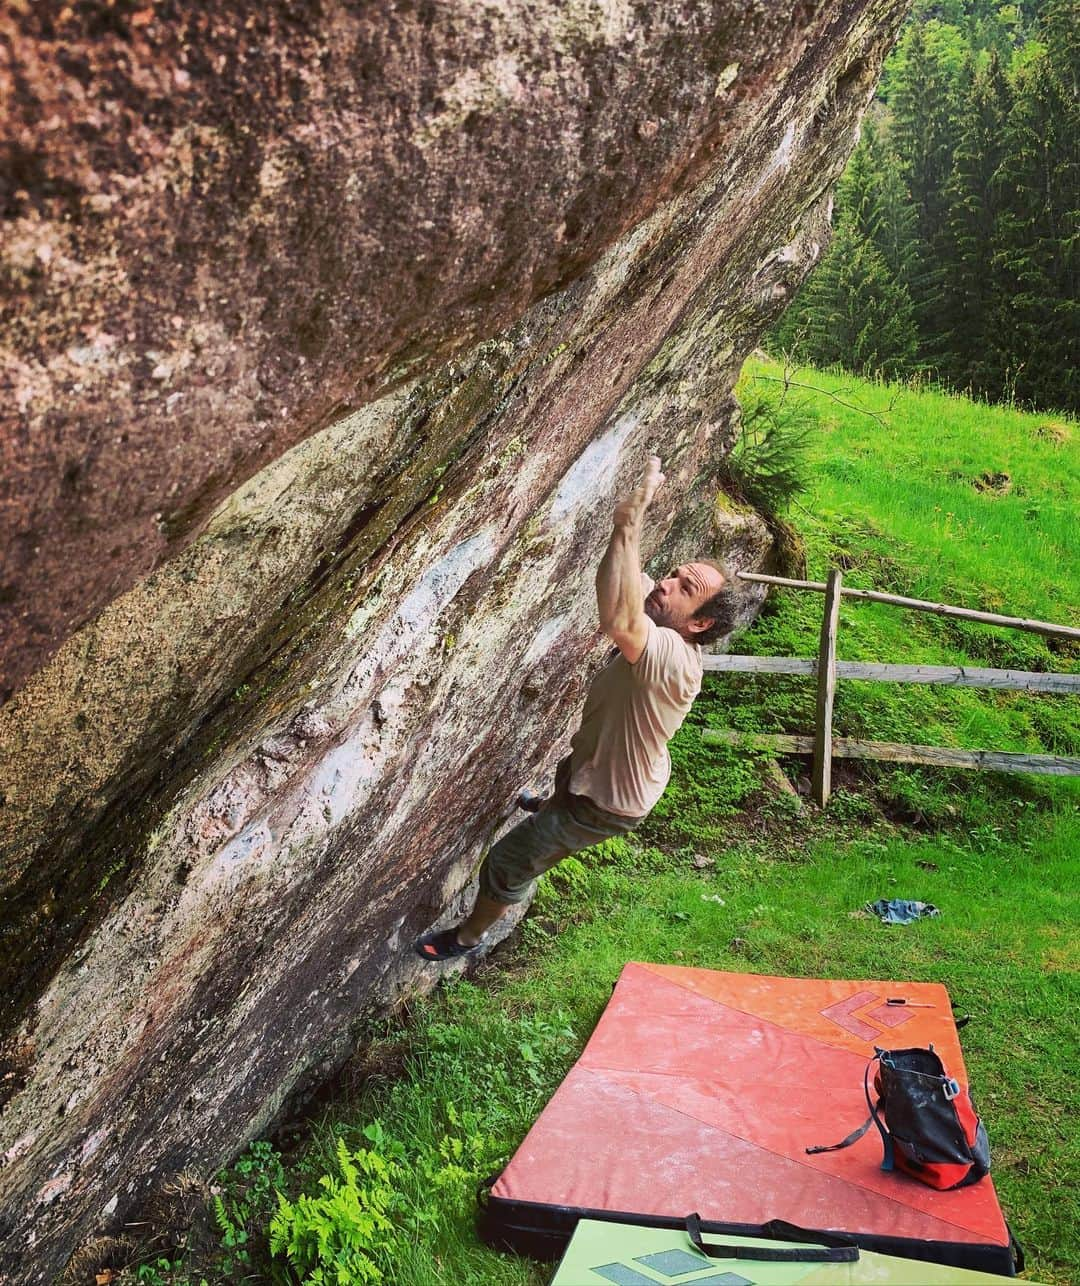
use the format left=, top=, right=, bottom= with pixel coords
left=121, top=363, right=1079, bottom=1286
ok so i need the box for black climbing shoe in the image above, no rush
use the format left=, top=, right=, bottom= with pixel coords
left=517, top=790, right=547, bottom=813
left=414, top=928, right=482, bottom=962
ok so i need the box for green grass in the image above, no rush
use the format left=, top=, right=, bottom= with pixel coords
left=127, top=363, right=1079, bottom=1286
left=753, top=359, right=1079, bottom=626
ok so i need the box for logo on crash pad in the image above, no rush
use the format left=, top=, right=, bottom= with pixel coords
left=590, top=1256, right=753, bottom=1285
left=820, top=989, right=915, bottom=1041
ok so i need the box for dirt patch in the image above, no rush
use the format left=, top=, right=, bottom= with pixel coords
left=1033, top=422, right=1071, bottom=446
left=972, top=470, right=1012, bottom=495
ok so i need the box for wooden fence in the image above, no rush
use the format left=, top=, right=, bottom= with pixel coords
left=702, top=570, right=1080, bottom=806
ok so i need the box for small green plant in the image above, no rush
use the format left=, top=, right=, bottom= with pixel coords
left=414, top=1103, right=503, bottom=1218
left=827, top=788, right=878, bottom=822
left=129, top=1259, right=203, bottom=1286
left=717, top=392, right=815, bottom=517
left=133, top=1260, right=173, bottom=1285
left=212, top=1193, right=249, bottom=1276
left=212, top=1139, right=285, bottom=1278
left=542, top=854, right=591, bottom=896
left=269, top=1136, right=400, bottom=1284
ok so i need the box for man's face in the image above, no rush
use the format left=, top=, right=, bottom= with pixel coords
left=645, top=561, right=726, bottom=638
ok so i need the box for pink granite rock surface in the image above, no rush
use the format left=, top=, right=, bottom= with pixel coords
left=0, top=1, right=906, bottom=1279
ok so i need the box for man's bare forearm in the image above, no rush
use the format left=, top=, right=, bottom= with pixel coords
left=597, top=456, right=663, bottom=660
left=596, top=519, right=644, bottom=634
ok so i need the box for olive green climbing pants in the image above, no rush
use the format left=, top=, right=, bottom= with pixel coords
left=477, top=756, right=646, bottom=905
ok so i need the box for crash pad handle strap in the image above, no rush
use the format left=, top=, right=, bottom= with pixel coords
left=1007, top=1222, right=1026, bottom=1273
left=685, top=1213, right=860, bottom=1263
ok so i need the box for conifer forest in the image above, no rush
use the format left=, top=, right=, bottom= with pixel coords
left=771, top=0, right=1078, bottom=414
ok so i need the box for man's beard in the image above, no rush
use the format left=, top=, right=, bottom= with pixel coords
left=644, top=593, right=672, bottom=629
left=646, top=592, right=696, bottom=637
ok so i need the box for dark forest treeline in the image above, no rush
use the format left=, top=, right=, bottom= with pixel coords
left=771, top=0, right=1078, bottom=414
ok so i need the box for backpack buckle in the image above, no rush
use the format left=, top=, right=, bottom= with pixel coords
left=943, top=1078, right=960, bottom=1101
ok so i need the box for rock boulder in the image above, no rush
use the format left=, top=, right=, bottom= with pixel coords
left=0, top=1, right=906, bottom=1279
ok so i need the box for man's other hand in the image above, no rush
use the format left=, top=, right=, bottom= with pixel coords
left=614, top=455, right=665, bottom=528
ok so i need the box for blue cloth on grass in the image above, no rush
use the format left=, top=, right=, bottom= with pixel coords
left=864, top=898, right=941, bottom=924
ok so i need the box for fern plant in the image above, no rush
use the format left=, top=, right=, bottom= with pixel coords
left=269, top=1137, right=399, bottom=1285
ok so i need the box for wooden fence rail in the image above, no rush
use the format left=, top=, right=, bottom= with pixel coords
left=703, top=730, right=1080, bottom=778
left=738, top=571, right=1080, bottom=641
left=703, top=655, right=1080, bottom=696
left=704, top=570, right=1080, bottom=805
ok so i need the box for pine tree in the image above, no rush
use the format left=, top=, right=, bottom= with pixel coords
left=1039, top=0, right=1078, bottom=99
left=799, top=218, right=919, bottom=381
left=889, top=24, right=969, bottom=369
left=770, top=120, right=920, bottom=380
left=989, top=26, right=1079, bottom=411
left=939, top=51, right=1014, bottom=398
left=869, top=124, right=921, bottom=292
left=839, top=120, right=887, bottom=244
left=771, top=0, right=1076, bottom=404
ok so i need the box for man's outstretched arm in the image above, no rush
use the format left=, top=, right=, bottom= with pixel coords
left=596, top=455, right=665, bottom=664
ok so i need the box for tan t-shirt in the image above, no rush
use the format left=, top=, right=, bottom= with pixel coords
left=569, top=611, right=703, bottom=818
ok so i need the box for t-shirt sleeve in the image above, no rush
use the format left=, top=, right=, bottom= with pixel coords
left=630, top=616, right=682, bottom=686
left=631, top=618, right=701, bottom=702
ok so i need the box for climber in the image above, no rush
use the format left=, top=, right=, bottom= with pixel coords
left=414, top=454, right=739, bottom=962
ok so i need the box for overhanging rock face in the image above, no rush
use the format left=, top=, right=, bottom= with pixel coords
left=0, top=1, right=907, bottom=1280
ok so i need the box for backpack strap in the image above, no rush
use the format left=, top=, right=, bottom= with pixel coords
left=865, top=1048, right=894, bottom=1172
left=804, top=1115, right=875, bottom=1155
left=685, top=1213, right=859, bottom=1263
left=805, top=1050, right=892, bottom=1172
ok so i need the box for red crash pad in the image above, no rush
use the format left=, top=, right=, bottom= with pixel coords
left=482, top=964, right=1016, bottom=1275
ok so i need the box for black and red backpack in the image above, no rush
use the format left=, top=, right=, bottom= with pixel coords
left=808, top=1044, right=991, bottom=1191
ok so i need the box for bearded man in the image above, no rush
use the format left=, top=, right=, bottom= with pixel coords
left=416, top=455, right=738, bottom=962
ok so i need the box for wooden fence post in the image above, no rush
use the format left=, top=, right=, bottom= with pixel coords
left=812, top=569, right=843, bottom=807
